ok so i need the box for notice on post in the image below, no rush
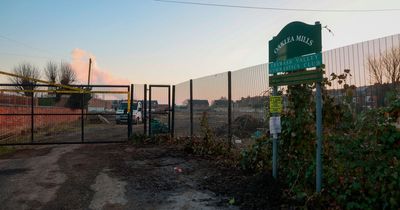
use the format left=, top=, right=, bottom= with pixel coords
left=269, top=116, right=281, bottom=134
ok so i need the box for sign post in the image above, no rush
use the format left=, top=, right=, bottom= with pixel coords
left=271, top=87, right=279, bottom=179
left=316, top=75, right=323, bottom=192
left=268, top=21, right=323, bottom=192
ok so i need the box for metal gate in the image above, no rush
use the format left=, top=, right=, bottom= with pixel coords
left=0, top=83, right=131, bottom=145
left=147, top=85, right=174, bottom=136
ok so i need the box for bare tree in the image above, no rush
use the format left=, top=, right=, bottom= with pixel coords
left=368, top=57, right=384, bottom=84
left=59, top=62, right=76, bottom=85
left=382, top=47, right=400, bottom=83
left=44, top=61, right=58, bottom=83
left=9, top=62, right=40, bottom=96
left=368, top=47, right=400, bottom=84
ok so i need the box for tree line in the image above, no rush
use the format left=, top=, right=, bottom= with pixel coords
left=368, top=47, right=400, bottom=84
left=9, top=61, right=77, bottom=96
left=8, top=61, right=91, bottom=109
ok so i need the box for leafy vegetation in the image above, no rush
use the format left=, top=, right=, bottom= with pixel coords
left=183, top=112, right=233, bottom=158
left=240, top=136, right=271, bottom=174
left=239, top=69, right=400, bottom=209
left=169, top=66, right=400, bottom=208
left=64, top=90, right=92, bottom=109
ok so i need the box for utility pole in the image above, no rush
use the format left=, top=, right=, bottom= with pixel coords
left=84, top=58, right=92, bottom=120
left=88, top=58, right=92, bottom=87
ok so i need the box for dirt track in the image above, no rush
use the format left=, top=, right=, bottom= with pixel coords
left=0, top=143, right=239, bottom=210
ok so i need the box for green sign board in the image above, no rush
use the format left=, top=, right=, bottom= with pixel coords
left=269, top=21, right=322, bottom=62
left=268, top=21, right=323, bottom=83
left=267, top=21, right=324, bottom=192
left=269, top=53, right=322, bottom=74
left=269, top=70, right=323, bottom=87
left=270, top=96, right=282, bottom=113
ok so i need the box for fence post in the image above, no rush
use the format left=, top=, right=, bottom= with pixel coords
left=171, top=85, right=175, bottom=138
left=272, top=86, right=278, bottom=179
left=168, top=85, right=171, bottom=133
left=228, top=71, right=232, bottom=146
left=148, top=85, right=152, bottom=136
left=128, top=84, right=134, bottom=139
left=31, top=89, right=34, bottom=143
left=143, top=84, right=147, bottom=136
left=81, top=92, right=84, bottom=142
left=190, top=79, right=193, bottom=139
left=316, top=81, right=323, bottom=192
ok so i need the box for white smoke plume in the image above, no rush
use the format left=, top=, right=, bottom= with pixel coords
left=70, top=48, right=130, bottom=85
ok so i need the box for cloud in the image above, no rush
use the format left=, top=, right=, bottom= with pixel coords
left=70, top=48, right=130, bottom=85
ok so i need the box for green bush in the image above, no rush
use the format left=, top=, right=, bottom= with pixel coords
left=184, top=112, right=231, bottom=157
left=38, top=97, right=56, bottom=106
left=240, top=136, right=272, bottom=173
left=321, top=102, right=400, bottom=209
left=239, top=69, right=400, bottom=208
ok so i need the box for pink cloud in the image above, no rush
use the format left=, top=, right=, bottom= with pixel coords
left=70, top=48, right=130, bottom=85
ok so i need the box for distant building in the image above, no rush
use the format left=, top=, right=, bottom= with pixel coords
left=192, top=99, right=209, bottom=110
left=326, top=83, right=399, bottom=111
left=234, top=96, right=267, bottom=109
left=88, top=98, right=113, bottom=112
left=212, top=98, right=228, bottom=107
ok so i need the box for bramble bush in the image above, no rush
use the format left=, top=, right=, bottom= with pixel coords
left=240, top=69, right=400, bottom=209
left=321, top=100, right=400, bottom=209
left=240, top=136, right=272, bottom=174
left=183, top=112, right=232, bottom=158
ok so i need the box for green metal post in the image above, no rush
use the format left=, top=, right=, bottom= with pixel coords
left=228, top=71, right=232, bottom=146
left=272, top=86, right=278, bottom=179
left=316, top=81, right=323, bottom=192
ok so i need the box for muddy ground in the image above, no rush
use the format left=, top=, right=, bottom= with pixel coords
left=0, top=141, right=282, bottom=210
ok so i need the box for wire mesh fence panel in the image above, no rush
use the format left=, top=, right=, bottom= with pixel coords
left=0, top=84, right=33, bottom=115
left=192, top=72, right=228, bottom=139
left=149, top=86, right=171, bottom=136
left=231, top=64, right=269, bottom=147
left=132, top=84, right=145, bottom=135
left=33, top=86, right=82, bottom=143
left=168, top=34, right=399, bottom=147
left=34, top=114, right=82, bottom=143
left=322, top=34, right=400, bottom=113
left=0, top=83, right=130, bottom=145
left=0, top=84, right=36, bottom=144
left=0, top=115, right=31, bottom=144
left=83, top=85, right=129, bottom=143
left=174, top=81, right=190, bottom=137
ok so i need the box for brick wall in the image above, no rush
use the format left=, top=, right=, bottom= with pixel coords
left=88, top=98, right=113, bottom=109
left=0, top=105, right=80, bottom=135
left=0, top=93, right=38, bottom=106
left=1, top=93, right=113, bottom=109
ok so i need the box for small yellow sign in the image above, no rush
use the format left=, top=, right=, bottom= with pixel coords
left=270, top=96, right=282, bottom=113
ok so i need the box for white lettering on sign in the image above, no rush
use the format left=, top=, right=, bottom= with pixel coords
left=268, top=53, right=322, bottom=74
left=273, top=35, right=314, bottom=55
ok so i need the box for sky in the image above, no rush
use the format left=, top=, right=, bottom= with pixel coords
left=1, top=0, right=400, bottom=86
